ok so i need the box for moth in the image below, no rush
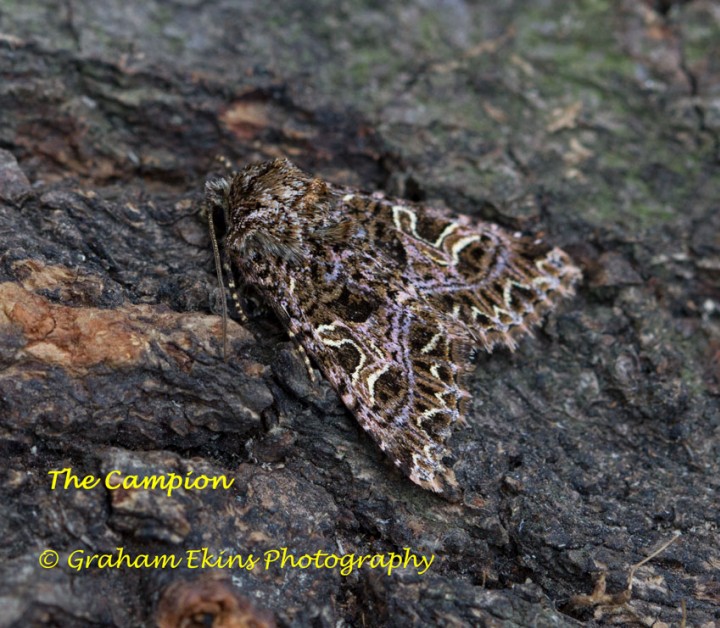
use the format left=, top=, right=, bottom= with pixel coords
left=205, top=158, right=581, bottom=498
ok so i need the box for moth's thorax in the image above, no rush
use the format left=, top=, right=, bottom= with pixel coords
left=225, top=158, right=341, bottom=269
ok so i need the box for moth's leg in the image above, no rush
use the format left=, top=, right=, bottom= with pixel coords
left=223, top=260, right=249, bottom=327
left=287, top=329, right=317, bottom=384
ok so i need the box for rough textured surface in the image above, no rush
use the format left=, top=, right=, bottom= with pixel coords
left=0, top=1, right=718, bottom=626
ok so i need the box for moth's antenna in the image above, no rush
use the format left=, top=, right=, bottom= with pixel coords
left=205, top=180, right=229, bottom=361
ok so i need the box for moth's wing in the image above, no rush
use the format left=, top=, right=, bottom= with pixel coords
left=303, top=298, right=473, bottom=499
left=298, top=192, right=580, bottom=496
left=360, top=198, right=582, bottom=352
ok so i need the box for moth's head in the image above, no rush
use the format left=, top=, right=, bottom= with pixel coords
left=204, top=176, right=231, bottom=212
left=220, top=158, right=332, bottom=266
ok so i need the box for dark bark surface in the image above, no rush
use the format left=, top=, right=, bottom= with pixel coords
left=1, top=1, right=718, bottom=626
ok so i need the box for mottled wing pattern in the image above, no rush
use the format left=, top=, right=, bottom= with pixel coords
left=215, top=158, right=581, bottom=498
left=288, top=273, right=473, bottom=496
left=343, top=194, right=581, bottom=353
